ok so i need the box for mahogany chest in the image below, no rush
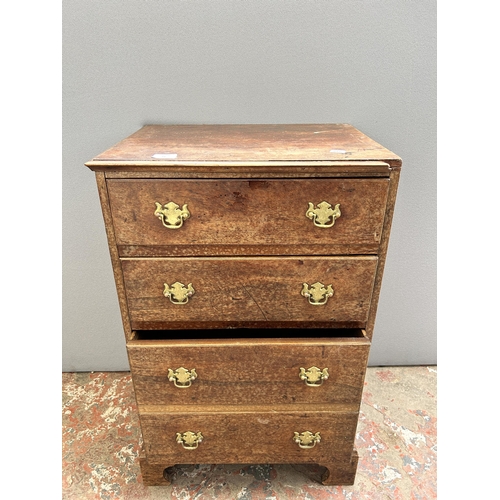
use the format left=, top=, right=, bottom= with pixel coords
left=86, top=124, right=401, bottom=485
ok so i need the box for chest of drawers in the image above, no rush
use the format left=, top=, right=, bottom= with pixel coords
left=86, top=124, right=401, bottom=486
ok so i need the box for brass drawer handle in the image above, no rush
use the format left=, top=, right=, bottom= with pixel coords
left=176, top=431, right=203, bottom=450
left=163, top=282, right=195, bottom=304
left=168, top=367, right=197, bottom=388
left=293, top=431, right=321, bottom=449
left=301, top=282, right=334, bottom=306
left=299, top=367, right=329, bottom=386
left=306, top=201, right=341, bottom=228
left=154, top=201, right=190, bottom=229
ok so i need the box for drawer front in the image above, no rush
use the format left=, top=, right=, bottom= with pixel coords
left=128, top=336, right=370, bottom=406
left=140, top=410, right=359, bottom=463
left=121, top=256, right=378, bottom=328
left=107, top=178, right=389, bottom=255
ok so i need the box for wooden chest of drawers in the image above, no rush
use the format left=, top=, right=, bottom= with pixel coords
left=86, top=124, right=401, bottom=486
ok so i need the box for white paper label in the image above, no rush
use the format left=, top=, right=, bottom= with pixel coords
left=330, top=149, right=346, bottom=154
left=152, top=153, right=177, bottom=159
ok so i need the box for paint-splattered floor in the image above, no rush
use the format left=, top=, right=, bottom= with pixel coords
left=62, top=366, right=436, bottom=499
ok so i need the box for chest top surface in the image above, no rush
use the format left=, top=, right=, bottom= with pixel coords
left=86, top=124, right=401, bottom=166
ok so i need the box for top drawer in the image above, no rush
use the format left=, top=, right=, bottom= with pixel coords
left=107, top=178, right=389, bottom=256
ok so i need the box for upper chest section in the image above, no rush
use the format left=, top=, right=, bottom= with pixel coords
left=86, top=124, right=401, bottom=258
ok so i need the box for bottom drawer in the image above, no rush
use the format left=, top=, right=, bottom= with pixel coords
left=140, top=408, right=359, bottom=464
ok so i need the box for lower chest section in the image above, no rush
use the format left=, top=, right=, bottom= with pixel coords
left=129, top=331, right=370, bottom=483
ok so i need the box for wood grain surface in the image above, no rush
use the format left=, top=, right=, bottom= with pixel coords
left=95, top=172, right=133, bottom=339
left=85, top=124, right=401, bottom=487
left=87, top=124, right=401, bottom=165
left=98, top=162, right=392, bottom=178
left=128, top=336, right=369, bottom=406
left=107, top=178, right=389, bottom=255
left=365, top=168, right=401, bottom=341
left=140, top=408, right=359, bottom=464
left=121, top=256, right=378, bottom=327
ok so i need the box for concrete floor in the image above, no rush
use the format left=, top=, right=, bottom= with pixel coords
left=62, top=366, right=436, bottom=499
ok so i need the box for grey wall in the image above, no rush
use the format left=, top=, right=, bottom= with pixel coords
left=63, top=0, right=436, bottom=371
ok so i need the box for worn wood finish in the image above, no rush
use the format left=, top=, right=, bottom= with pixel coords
left=365, top=168, right=401, bottom=341
left=140, top=403, right=359, bottom=413
left=86, top=124, right=401, bottom=486
left=128, top=337, right=370, bottom=406
left=99, top=161, right=391, bottom=178
left=118, top=243, right=383, bottom=258
left=107, top=178, right=389, bottom=254
left=121, top=256, right=378, bottom=326
left=94, top=172, right=133, bottom=340
left=87, top=124, right=401, bottom=165
left=139, top=450, right=358, bottom=487
left=140, top=409, right=359, bottom=463
left=138, top=452, right=172, bottom=486
left=321, top=449, right=359, bottom=486
left=131, top=321, right=366, bottom=330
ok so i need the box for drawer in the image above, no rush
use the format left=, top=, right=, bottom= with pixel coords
left=121, top=256, right=378, bottom=328
left=128, top=332, right=370, bottom=406
left=140, top=408, right=359, bottom=463
left=107, top=178, right=389, bottom=256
